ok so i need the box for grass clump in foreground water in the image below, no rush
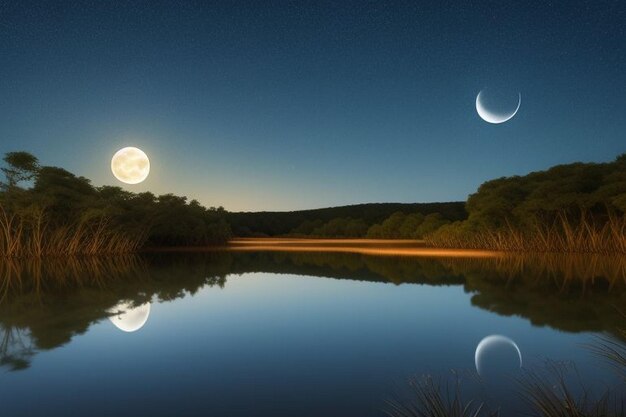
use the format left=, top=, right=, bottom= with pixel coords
left=587, top=312, right=626, bottom=382
left=384, top=374, right=498, bottom=417
left=386, top=367, right=625, bottom=417
left=387, top=337, right=626, bottom=417
left=518, top=361, right=625, bottom=417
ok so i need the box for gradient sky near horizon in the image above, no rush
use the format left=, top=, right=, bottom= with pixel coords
left=1, top=0, right=625, bottom=211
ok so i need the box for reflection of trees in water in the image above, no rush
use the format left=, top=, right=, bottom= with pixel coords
left=0, top=255, right=146, bottom=303
left=449, top=255, right=626, bottom=336
left=0, top=324, right=34, bottom=371
left=228, top=251, right=626, bottom=290
left=231, top=251, right=626, bottom=340
left=0, top=253, right=230, bottom=371
left=471, top=254, right=626, bottom=291
left=0, top=251, right=625, bottom=371
left=226, top=251, right=467, bottom=285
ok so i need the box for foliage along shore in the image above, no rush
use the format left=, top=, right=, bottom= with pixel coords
left=233, top=153, right=626, bottom=254
left=1, top=151, right=625, bottom=257
left=426, top=153, right=626, bottom=254
left=0, top=152, right=231, bottom=257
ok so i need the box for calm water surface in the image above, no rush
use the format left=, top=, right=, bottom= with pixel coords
left=0, top=251, right=624, bottom=416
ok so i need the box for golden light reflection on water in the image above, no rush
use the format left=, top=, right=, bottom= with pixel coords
left=226, top=238, right=501, bottom=258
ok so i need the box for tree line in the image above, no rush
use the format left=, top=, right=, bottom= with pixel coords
left=287, top=211, right=451, bottom=239
left=427, top=153, right=626, bottom=253
left=280, top=153, right=626, bottom=251
left=0, top=152, right=231, bottom=257
left=2, top=150, right=624, bottom=255
left=227, top=202, right=466, bottom=237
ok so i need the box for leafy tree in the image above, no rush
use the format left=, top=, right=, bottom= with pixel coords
left=0, top=151, right=232, bottom=256
left=0, top=152, right=39, bottom=190
left=229, top=202, right=466, bottom=236
left=399, top=213, right=424, bottom=238
left=465, top=153, right=626, bottom=230
left=366, top=224, right=384, bottom=238
left=344, top=218, right=368, bottom=237
left=312, top=217, right=350, bottom=237
left=365, top=211, right=449, bottom=239
left=291, top=219, right=324, bottom=236
left=414, top=213, right=449, bottom=238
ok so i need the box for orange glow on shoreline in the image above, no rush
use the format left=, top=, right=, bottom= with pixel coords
left=149, top=238, right=501, bottom=259
left=227, top=238, right=499, bottom=258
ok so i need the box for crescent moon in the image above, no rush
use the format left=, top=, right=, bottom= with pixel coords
left=474, top=334, right=522, bottom=375
left=476, top=90, right=521, bottom=124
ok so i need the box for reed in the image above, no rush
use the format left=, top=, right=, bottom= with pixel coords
left=518, top=362, right=625, bottom=417
left=588, top=336, right=626, bottom=381
left=0, top=204, right=148, bottom=258
left=587, top=310, right=626, bottom=381
left=425, top=214, right=626, bottom=254
left=384, top=375, right=497, bottom=417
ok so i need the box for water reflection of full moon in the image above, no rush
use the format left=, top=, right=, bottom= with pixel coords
left=475, top=335, right=522, bottom=378
left=108, top=301, right=151, bottom=332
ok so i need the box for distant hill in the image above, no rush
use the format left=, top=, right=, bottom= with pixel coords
left=227, top=202, right=467, bottom=236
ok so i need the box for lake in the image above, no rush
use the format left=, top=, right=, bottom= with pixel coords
left=0, top=242, right=625, bottom=416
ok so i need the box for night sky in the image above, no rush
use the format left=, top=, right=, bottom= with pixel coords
left=1, top=1, right=624, bottom=211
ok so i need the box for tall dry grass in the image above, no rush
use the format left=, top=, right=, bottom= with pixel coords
left=0, top=204, right=148, bottom=258
left=426, top=215, right=626, bottom=254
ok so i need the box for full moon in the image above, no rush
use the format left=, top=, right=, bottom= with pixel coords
left=475, top=89, right=521, bottom=124
left=108, top=301, right=151, bottom=332
left=111, top=147, right=150, bottom=184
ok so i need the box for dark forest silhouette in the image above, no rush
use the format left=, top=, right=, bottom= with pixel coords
left=0, top=152, right=231, bottom=256
left=1, top=151, right=625, bottom=256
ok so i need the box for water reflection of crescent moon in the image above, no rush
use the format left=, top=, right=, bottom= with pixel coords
left=476, top=90, right=521, bottom=124
left=108, top=301, right=151, bottom=332
left=475, top=334, right=522, bottom=376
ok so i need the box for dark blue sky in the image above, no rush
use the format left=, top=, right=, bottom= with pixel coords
left=1, top=0, right=624, bottom=210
